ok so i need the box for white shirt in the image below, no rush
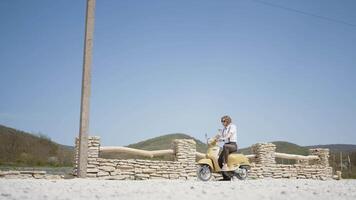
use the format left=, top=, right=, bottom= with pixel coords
left=220, top=123, right=237, bottom=143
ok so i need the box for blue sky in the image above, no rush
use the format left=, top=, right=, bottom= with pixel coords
left=0, top=0, right=355, bottom=147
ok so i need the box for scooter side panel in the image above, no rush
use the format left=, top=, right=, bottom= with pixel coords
left=227, top=154, right=250, bottom=169
left=197, top=159, right=214, bottom=170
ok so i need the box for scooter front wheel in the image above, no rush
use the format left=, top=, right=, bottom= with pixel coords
left=197, top=164, right=212, bottom=181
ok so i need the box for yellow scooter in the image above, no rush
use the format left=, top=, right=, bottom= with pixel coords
left=197, top=136, right=250, bottom=181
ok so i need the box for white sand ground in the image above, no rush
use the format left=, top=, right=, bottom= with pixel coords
left=0, top=179, right=355, bottom=200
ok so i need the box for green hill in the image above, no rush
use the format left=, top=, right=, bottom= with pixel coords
left=273, top=141, right=309, bottom=155
left=306, top=144, right=356, bottom=153
left=101, top=133, right=208, bottom=160
left=127, top=133, right=207, bottom=152
left=238, top=141, right=309, bottom=165
left=238, top=141, right=309, bottom=156
left=0, top=124, right=73, bottom=167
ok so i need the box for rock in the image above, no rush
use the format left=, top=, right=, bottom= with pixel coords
left=87, top=168, right=99, bottom=173
left=120, top=171, right=135, bottom=175
left=106, top=175, right=130, bottom=180
left=169, top=174, right=179, bottom=179
left=0, top=171, right=20, bottom=176
left=134, top=169, right=142, bottom=174
left=99, top=166, right=115, bottom=172
left=44, top=175, right=61, bottom=179
left=97, top=171, right=110, bottom=177
left=135, top=174, right=150, bottom=179
left=99, top=162, right=116, bottom=167
left=5, top=174, right=33, bottom=179
left=110, top=170, right=121, bottom=176
left=33, top=174, right=47, bottom=179
left=20, top=171, right=46, bottom=175
left=1, top=193, right=11, bottom=197
left=86, top=173, right=97, bottom=178
left=118, top=166, right=134, bottom=171
left=142, top=169, right=156, bottom=174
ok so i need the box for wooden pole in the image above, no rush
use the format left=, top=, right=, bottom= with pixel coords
left=274, top=152, right=319, bottom=160
left=78, top=0, right=96, bottom=178
left=333, top=154, right=336, bottom=174
left=348, top=153, right=351, bottom=176
left=100, top=147, right=174, bottom=158
left=340, top=152, right=342, bottom=172
left=349, top=154, right=352, bottom=174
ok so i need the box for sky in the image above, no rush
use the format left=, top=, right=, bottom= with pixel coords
left=0, top=0, right=355, bottom=148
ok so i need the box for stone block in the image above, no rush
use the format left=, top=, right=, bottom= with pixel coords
left=142, top=168, right=156, bottom=174
left=110, top=170, right=121, bottom=176
left=97, top=171, right=110, bottom=177
left=169, top=174, right=179, bottom=179
left=135, top=174, right=150, bottom=179
left=99, top=166, right=115, bottom=172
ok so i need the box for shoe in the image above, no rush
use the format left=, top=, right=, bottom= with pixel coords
left=221, top=164, right=229, bottom=171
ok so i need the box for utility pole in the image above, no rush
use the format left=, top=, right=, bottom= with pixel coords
left=340, top=152, right=343, bottom=172
left=333, top=154, right=336, bottom=174
left=78, top=0, right=96, bottom=178
left=348, top=154, right=351, bottom=175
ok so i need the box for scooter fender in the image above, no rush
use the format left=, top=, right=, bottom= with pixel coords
left=197, top=158, right=214, bottom=170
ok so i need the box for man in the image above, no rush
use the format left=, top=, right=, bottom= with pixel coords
left=217, top=115, right=238, bottom=171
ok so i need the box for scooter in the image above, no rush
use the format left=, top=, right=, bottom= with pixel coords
left=197, top=136, right=251, bottom=181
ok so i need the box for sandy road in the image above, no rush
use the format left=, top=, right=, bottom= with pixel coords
left=0, top=179, right=355, bottom=200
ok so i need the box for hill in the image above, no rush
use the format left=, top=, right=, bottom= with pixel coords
left=0, top=124, right=73, bottom=167
left=101, top=133, right=208, bottom=160
left=305, top=144, right=356, bottom=153
left=238, top=141, right=309, bottom=155
left=127, top=133, right=207, bottom=152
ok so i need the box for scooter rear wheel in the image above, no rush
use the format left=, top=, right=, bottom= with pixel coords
left=235, top=166, right=248, bottom=180
left=197, top=165, right=212, bottom=181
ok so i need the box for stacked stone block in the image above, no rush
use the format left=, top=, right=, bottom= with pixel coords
left=73, top=136, right=100, bottom=177
left=73, top=137, right=79, bottom=175
left=251, top=143, right=276, bottom=165
left=309, top=148, right=329, bottom=166
left=173, top=139, right=197, bottom=177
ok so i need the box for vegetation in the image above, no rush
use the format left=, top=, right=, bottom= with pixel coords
left=0, top=125, right=73, bottom=167
left=127, top=133, right=207, bottom=152
left=328, top=151, right=356, bottom=179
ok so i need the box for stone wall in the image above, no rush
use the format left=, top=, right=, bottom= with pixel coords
left=248, top=143, right=333, bottom=180
left=73, top=136, right=197, bottom=180
left=73, top=137, right=333, bottom=180
left=0, top=170, right=62, bottom=179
